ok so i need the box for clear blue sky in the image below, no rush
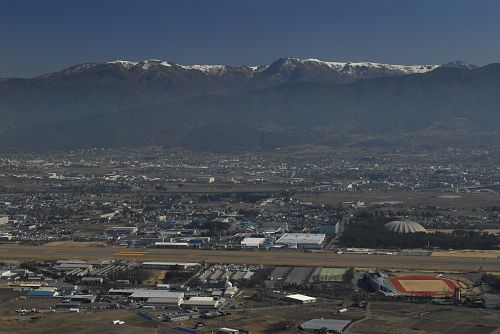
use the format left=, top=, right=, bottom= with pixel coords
left=1, top=0, right=499, bottom=78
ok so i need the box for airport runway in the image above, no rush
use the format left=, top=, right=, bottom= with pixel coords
left=0, top=244, right=498, bottom=271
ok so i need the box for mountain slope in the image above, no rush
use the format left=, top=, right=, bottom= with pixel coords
left=0, top=57, right=439, bottom=131
left=1, top=63, right=498, bottom=151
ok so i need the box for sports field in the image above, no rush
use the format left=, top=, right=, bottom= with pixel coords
left=389, top=275, right=460, bottom=297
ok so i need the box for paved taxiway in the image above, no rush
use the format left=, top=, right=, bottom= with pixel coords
left=1, top=245, right=498, bottom=271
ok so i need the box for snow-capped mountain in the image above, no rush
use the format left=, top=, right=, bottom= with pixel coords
left=261, top=57, right=438, bottom=76
left=44, top=57, right=440, bottom=81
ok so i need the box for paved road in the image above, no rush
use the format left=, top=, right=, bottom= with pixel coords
left=0, top=244, right=498, bottom=271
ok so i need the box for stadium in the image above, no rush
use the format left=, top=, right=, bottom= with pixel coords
left=365, top=271, right=463, bottom=298
left=384, top=220, right=427, bottom=234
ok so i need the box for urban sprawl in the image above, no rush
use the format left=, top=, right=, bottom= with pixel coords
left=1, top=147, right=500, bottom=333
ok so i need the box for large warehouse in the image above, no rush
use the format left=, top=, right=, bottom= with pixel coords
left=240, top=237, right=266, bottom=248
left=300, top=319, right=351, bottom=333
left=276, top=233, right=326, bottom=249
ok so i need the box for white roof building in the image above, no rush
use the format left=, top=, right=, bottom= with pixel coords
left=181, top=296, right=221, bottom=309
left=141, top=262, right=199, bottom=269
left=0, top=215, right=9, bottom=225
left=286, top=294, right=317, bottom=304
left=130, top=290, right=184, bottom=301
left=145, top=297, right=183, bottom=306
left=276, top=233, right=326, bottom=249
left=240, top=237, right=265, bottom=248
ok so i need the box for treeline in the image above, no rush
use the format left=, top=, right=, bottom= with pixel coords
left=186, top=220, right=231, bottom=237
left=339, top=212, right=500, bottom=250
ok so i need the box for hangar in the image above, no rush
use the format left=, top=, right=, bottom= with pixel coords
left=276, top=233, right=325, bottom=249
left=286, top=294, right=317, bottom=304
left=240, top=237, right=265, bottom=248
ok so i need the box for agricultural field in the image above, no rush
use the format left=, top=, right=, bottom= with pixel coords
left=294, top=190, right=500, bottom=209
left=431, top=250, right=500, bottom=259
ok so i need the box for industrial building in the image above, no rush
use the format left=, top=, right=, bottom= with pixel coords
left=285, top=294, right=317, bottom=304
left=0, top=214, right=9, bottom=225
left=141, top=262, right=199, bottom=270
left=258, top=221, right=288, bottom=234
left=154, top=241, right=191, bottom=248
left=240, top=237, right=265, bottom=248
left=130, top=290, right=185, bottom=302
left=299, top=319, right=351, bottom=333
left=62, top=294, right=97, bottom=303
left=181, top=296, right=222, bottom=310
left=27, top=287, right=59, bottom=298
left=144, top=297, right=183, bottom=307
left=216, top=328, right=241, bottom=334
left=276, top=233, right=325, bottom=249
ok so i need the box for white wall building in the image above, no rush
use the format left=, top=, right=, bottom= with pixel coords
left=286, top=294, right=317, bottom=304
left=276, top=233, right=326, bottom=249
left=240, top=237, right=265, bottom=248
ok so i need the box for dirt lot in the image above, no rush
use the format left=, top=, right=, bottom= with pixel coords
left=350, top=302, right=500, bottom=334
left=182, top=303, right=363, bottom=333
left=0, top=309, right=169, bottom=334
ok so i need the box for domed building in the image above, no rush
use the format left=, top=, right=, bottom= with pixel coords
left=384, top=220, right=427, bottom=234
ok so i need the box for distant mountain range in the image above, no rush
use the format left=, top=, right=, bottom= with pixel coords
left=0, top=57, right=498, bottom=151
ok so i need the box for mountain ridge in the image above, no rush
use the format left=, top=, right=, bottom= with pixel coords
left=30, top=57, right=441, bottom=80
left=0, top=58, right=496, bottom=152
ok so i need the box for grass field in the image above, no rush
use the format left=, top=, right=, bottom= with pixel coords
left=431, top=250, right=500, bottom=258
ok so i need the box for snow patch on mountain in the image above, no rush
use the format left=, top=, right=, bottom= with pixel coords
left=107, top=60, right=139, bottom=68
left=136, top=59, right=172, bottom=69
left=178, top=64, right=227, bottom=75
left=302, top=58, right=438, bottom=74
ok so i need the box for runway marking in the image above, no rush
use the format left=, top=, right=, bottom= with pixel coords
left=114, top=251, right=147, bottom=257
